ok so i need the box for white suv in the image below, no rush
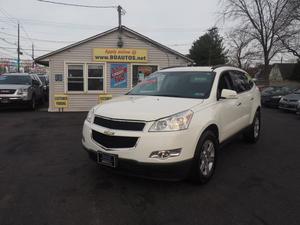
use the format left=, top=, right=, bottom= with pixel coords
left=82, top=66, right=261, bottom=183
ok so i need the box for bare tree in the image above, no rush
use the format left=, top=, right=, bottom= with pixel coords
left=280, top=31, right=300, bottom=59
left=221, top=0, right=300, bottom=70
left=226, top=28, right=260, bottom=69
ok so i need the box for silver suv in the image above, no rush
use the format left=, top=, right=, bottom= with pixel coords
left=0, top=73, right=44, bottom=110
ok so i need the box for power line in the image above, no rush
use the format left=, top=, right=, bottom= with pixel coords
left=37, top=0, right=126, bottom=27
left=0, top=8, right=17, bottom=26
left=0, top=46, right=54, bottom=52
left=37, top=0, right=117, bottom=9
left=0, top=31, right=74, bottom=43
left=0, top=37, right=17, bottom=46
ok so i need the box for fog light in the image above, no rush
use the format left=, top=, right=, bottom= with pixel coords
left=149, top=148, right=181, bottom=160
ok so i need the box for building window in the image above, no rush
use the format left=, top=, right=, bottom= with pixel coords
left=67, top=65, right=84, bottom=91
left=88, top=64, right=104, bottom=91
left=132, top=65, right=158, bottom=87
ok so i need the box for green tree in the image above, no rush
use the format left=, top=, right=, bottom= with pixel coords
left=189, top=27, right=227, bottom=66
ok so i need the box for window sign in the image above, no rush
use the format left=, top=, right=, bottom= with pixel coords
left=110, top=63, right=128, bottom=88
left=132, top=65, right=158, bottom=87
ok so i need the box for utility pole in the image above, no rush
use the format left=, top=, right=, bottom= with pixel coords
left=17, top=23, right=20, bottom=72
left=32, top=43, right=35, bottom=68
left=117, top=5, right=122, bottom=28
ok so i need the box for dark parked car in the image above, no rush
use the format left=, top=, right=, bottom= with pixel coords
left=261, top=86, right=294, bottom=107
left=0, top=73, right=44, bottom=110
left=279, top=88, right=300, bottom=112
left=37, top=74, right=49, bottom=101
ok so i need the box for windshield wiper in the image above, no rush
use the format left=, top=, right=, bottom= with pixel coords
left=155, top=94, right=188, bottom=98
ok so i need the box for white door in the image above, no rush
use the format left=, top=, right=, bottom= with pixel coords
left=216, top=71, right=245, bottom=142
left=229, top=71, right=253, bottom=128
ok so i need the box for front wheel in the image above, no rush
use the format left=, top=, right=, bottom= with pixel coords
left=190, top=130, right=218, bottom=184
left=243, top=111, right=261, bottom=143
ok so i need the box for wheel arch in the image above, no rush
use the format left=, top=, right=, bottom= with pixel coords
left=201, top=124, right=219, bottom=143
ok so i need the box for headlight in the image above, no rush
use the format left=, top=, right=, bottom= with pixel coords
left=149, top=110, right=193, bottom=132
left=86, top=108, right=95, bottom=123
left=17, top=88, right=28, bottom=95
left=271, top=95, right=282, bottom=99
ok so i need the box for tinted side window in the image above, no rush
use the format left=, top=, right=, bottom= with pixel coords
left=230, top=71, right=251, bottom=93
left=217, top=72, right=235, bottom=99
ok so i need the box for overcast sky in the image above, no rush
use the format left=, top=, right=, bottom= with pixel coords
left=0, top=0, right=226, bottom=59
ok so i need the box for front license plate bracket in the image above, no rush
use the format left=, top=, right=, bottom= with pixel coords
left=97, top=152, right=118, bottom=168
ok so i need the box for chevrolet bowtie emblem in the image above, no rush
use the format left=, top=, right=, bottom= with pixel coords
left=103, top=130, right=115, bottom=136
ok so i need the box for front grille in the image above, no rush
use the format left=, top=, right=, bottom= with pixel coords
left=92, top=130, right=138, bottom=149
left=0, top=89, right=16, bottom=94
left=94, top=116, right=145, bottom=131
left=289, top=99, right=298, bottom=102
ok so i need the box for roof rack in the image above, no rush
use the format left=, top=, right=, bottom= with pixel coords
left=160, top=66, right=186, bottom=70
left=211, top=64, right=237, bottom=70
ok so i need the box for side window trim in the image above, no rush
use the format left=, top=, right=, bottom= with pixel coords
left=217, top=70, right=235, bottom=100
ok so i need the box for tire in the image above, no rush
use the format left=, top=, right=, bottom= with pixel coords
left=243, top=110, right=261, bottom=143
left=29, top=95, right=36, bottom=110
left=189, top=130, right=218, bottom=184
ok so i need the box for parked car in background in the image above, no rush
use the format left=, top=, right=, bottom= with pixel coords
left=279, top=88, right=300, bottom=112
left=0, top=73, right=44, bottom=110
left=82, top=66, right=261, bottom=183
left=37, top=74, right=49, bottom=102
left=261, top=86, right=294, bottom=107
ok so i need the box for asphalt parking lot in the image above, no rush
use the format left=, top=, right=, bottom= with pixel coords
left=0, top=108, right=299, bottom=225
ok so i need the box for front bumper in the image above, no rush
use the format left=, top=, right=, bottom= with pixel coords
left=0, top=95, right=30, bottom=105
left=82, top=119, right=200, bottom=180
left=278, top=102, right=298, bottom=111
left=82, top=120, right=199, bottom=163
left=83, top=145, right=193, bottom=181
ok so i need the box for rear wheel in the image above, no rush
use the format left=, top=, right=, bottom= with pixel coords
left=190, top=130, right=218, bottom=184
left=243, top=110, right=261, bottom=143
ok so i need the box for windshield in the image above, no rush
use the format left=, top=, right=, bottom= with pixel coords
left=0, top=75, right=31, bottom=85
left=262, top=86, right=289, bottom=95
left=38, top=76, right=48, bottom=85
left=127, top=71, right=215, bottom=99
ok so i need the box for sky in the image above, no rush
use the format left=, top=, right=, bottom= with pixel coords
left=0, top=0, right=226, bottom=60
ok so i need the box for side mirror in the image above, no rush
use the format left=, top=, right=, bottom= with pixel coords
left=221, top=89, right=238, bottom=99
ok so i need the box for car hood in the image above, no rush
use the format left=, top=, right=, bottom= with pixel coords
left=0, top=84, right=30, bottom=90
left=284, top=93, right=300, bottom=101
left=94, top=95, right=204, bottom=121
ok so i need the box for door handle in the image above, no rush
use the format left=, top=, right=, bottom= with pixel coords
left=250, top=97, right=254, bottom=101
left=237, top=102, right=242, bottom=106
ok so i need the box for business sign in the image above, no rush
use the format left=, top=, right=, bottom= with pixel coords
left=110, top=63, right=128, bottom=88
left=54, top=95, right=68, bottom=108
left=93, top=48, right=148, bottom=63
left=99, top=93, right=113, bottom=104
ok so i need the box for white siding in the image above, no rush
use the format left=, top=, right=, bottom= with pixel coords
left=48, top=30, right=190, bottom=112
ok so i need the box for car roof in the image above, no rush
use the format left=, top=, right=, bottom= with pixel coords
left=161, top=66, right=212, bottom=72
left=160, top=66, right=246, bottom=73
left=2, top=73, right=30, bottom=76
